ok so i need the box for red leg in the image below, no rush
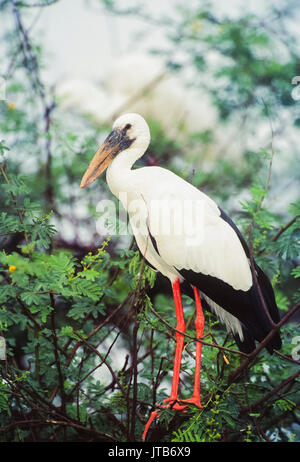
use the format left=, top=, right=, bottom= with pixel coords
left=142, top=283, right=205, bottom=441
left=142, top=279, right=186, bottom=441
left=167, top=278, right=186, bottom=406
left=180, top=286, right=204, bottom=408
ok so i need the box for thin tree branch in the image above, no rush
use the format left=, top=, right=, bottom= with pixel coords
left=228, top=301, right=300, bottom=384
left=241, top=370, right=300, bottom=414
left=49, top=293, right=66, bottom=415
left=149, top=305, right=249, bottom=357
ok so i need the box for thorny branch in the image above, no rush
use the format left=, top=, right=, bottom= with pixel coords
left=11, top=1, right=57, bottom=208
left=240, top=369, right=300, bottom=414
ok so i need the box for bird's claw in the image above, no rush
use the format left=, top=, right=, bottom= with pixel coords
left=142, top=398, right=188, bottom=441
left=160, top=398, right=187, bottom=411
left=142, top=409, right=160, bottom=441
left=179, top=397, right=203, bottom=408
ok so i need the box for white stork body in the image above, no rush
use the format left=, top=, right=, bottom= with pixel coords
left=80, top=113, right=281, bottom=440
left=107, top=161, right=251, bottom=339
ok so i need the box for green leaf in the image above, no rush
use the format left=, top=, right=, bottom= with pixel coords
left=273, top=399, right=296, bottom=411
left=60, top=326, right=86, bottom=340
left=0, top=212, right=23, bottom=234
left=291, top=266, right=300, bottom=279
left=0, top=285, right=18, bottom=303
left=275, top=290, right=290, bottom=311
left=77, top=268, right=100, bottom=281
left=277, top=234, right=300, bottom=259
left=21, top=291, right=42, bottom=305
left=0, top=392, right=9, bottom=414
left=69, top=278, right=103, bottom=301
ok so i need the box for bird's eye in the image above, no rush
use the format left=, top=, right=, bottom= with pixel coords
left=124, top=123, right=132, bottom=131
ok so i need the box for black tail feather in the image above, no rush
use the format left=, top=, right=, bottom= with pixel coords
left=233, top=326, right=256, bottom=354
left=179, top=267, right=281, bottom=354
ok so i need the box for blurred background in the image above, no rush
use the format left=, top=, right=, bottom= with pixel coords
left=0, top=0, right=300, bottom=443
left=1, top=0, right=300, bottom=249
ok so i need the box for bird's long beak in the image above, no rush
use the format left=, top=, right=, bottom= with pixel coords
left=80, top=128, right=129, bottom=188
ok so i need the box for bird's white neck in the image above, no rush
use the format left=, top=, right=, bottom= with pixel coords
left=106, top=146, right=146, bottom=198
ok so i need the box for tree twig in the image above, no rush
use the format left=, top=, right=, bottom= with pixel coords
left=240, top=369, right=300, bottom=414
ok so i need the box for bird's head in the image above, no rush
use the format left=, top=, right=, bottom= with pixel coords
left=80, top=113, right=150, bottom=188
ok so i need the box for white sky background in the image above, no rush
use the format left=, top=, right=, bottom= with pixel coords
left=1, top=0, right=299, bottom=221
left=0, top=0, right=299, bottom=99
left=37, top=0, right=171, bottom=85
left=31, top=0, right=299, bottom=229
left=31, top=0, right=298, bottom=85
left=1, top=0, right=299, bottom=105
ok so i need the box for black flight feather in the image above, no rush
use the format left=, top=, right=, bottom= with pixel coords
left=139, top=208, right=282, bottom=354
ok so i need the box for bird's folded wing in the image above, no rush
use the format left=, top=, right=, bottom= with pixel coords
left=145, top=191, right=253, bottom=292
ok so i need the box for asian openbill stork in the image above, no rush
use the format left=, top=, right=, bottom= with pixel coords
left=80, top=113, right=281, bottom=441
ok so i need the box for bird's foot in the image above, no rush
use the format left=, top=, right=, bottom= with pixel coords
left=142, top=398, right=187, bottom=442
left=142, top=397, right=204, bottom=441
left=179, top=396, right=203, bottom=408
left=142, top=408, right=160, bottom=441
left=160, top=397, right=187, bottom=411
